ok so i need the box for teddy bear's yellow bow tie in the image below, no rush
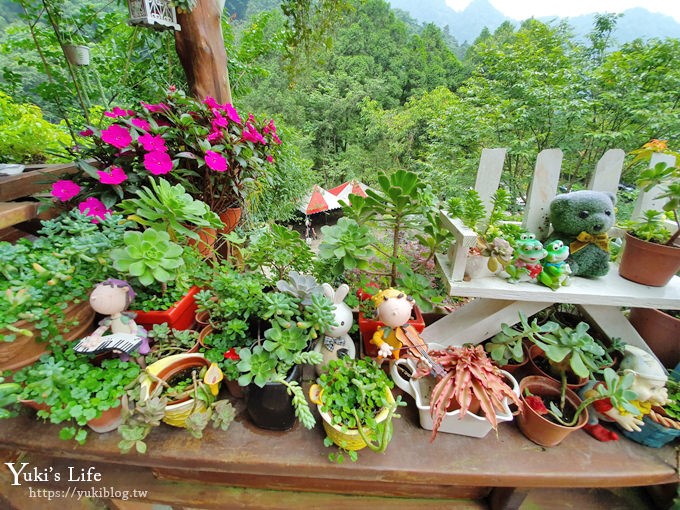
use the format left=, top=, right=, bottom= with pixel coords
left=570, top=231, right=610, bottom=254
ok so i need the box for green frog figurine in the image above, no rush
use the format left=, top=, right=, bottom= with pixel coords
left=538, top=240, right=572, bottom=290
left=504, top=233, right=547, bottom=283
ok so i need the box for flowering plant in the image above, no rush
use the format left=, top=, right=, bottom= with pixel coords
left=53, top=87, right=282, bottom=220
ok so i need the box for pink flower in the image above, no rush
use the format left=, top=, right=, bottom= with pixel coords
left=224, top=103, right=241, bottom=124
left=138, top=133, right=167, bottom=152
left=51, top=180, right=81, bottom=201
left=101, top=124, right=132, bottom=149
left=205, top=150, right=228, bottom=172
left=144, top=151, right=173, bottom=175
left=131, top=118, right=151, bottom=131
left=97, top=166, right=128, bottom=185
left=168, top=85, right=177, bottom=92
left=271, top=133, right=282, bottom=145
left=104, top=106, right=134, bottom=118
left=141, top=101, right=169, bottom=113
left=207, top=130, right=223, bottom=142
left=242, top=123, right=266, bottom=144
left=203, top=96, right=220, bottom=109
left=79, top=128, right=93, bottom=137
left=266, top=155, right=274, bottom=163
left=78, top=197, right=111, bottom=223
left=212, top=110, right=228, bottom=129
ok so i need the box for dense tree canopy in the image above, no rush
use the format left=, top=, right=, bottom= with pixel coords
left=1, top=0, right=678, bottom=211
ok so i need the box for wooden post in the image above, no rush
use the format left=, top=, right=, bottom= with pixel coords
left=174, top=0, right=232, bottom=104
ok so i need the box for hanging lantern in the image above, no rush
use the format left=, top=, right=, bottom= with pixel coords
left=127, top=0, right=181, bottom=31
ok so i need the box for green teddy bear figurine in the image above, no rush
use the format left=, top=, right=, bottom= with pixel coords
left=548, top=190, right=616, bottom=278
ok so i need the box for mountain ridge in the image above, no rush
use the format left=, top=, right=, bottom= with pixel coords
left=386, top=0, right=680, bottom=44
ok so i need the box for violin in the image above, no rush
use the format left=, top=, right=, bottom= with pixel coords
left=394, top=324, right=446, bottom=378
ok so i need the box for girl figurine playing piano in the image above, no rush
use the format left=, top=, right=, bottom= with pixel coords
left=74, top=279, right=149, bottom=360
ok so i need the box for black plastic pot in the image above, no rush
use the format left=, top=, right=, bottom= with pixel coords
left=246, top=364, right=302, bottom=431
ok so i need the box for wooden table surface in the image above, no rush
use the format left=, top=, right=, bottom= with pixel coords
left=0, top=387, right=676, bottom=503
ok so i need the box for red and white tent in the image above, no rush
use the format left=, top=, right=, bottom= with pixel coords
left=298, top=185, right=342, bottom=215
left=328, top=180, right=369, bottom=203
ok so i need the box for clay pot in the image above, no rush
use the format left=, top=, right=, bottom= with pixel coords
left=188, top=227, right=217, bottom=258
left=516, top=376, right=588, bottom=447
left=133, top=286, right=200, bottom=331
left=629, top=307, right=680, bottom=369
left=219, top=207, right=242, bottom=234
left=527, top=344, right=588, bottom=389
left=87, top=402, right=123, bottom=433
left=0, top=300, right=95, bottom=372
left=618, top=232, right=680, bottom=287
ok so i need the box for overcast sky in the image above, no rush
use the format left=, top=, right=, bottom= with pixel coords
left=445, top=0, right=680, bottom=23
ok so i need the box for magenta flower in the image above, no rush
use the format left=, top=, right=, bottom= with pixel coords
left=97, top=166, right=128, bottom=185
left=78, top=197, right=111, bottom=223
left=141, top=101, right=169, bottom=113
left=242, top=123, right=266, bottom=144
left=51, top=180, right=81, bottom=202
left=138, top=133, right=167, bottom=152
left=212, top=111, right=228, bottom=129
left=224, top=103, right=241, bottom=124
left=207, top=130, right=223, bottom=142
left=104, top=106, right=134, bottom=118
left=263, top=120, right=282, bottom=144
left=144, top=151, right=173, bottom=175
left=203, top=96, right=220, bottom=109
left=79, top=128, right=93, bottom=137
left=101, top=124, right=132, bottom=149
left=131, top=118, right=151, bottom=131
left=205, top=150, right=228, bottom=172
left=266, top=155, right=274, bottom=163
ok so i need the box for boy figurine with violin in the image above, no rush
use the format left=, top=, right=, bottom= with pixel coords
left=371, top=288, right=445, bottom=378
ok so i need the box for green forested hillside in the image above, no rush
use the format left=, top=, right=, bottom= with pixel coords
left=1, top=0, right=679, bottom=208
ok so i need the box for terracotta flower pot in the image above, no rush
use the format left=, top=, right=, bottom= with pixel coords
left=219, top=207, right=242, bottom=234
left=188, top=227, right=217, bottom=258
left=628, top=307, right=680, bottom=369
left=133, top=286, right=200, bottom=331
left=0, top=300, right=95, bottom=372
left=618, top=232, right=680, bottom=287
left=141, top=353, right=213, bottom=428
left=86, top=401, right=123, bottom=433
left=516, top=376, right=588, bottom=447
left=527, top=344, right=589, bottom=389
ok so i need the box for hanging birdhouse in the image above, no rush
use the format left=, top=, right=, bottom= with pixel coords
left=127, top=0, right=181, bottom=31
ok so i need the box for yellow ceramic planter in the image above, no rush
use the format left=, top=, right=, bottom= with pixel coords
left=309, top=384, right=394, bottom=451
left=140, top=353, right=214, bottom=428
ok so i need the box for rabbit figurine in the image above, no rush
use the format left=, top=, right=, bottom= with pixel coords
left=313, top=283, right=356, bottom=375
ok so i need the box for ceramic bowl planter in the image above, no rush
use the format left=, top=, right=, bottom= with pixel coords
left=618, top=232, right=680, bottom=287
left=0, top=300, right=95, bottom=372
left=140, top=353, right=212, bottom=428
left=619, top=406, right=680, bottom=448
left=390, top=347, right=519, bottom=439
left=628, top=307, right=680, bottom=369
left=516, top=376, right=588, bottom=447
left=310, top=385, right=395, bottom=451
left=245, top=364, right=302, bottom=431
left=133, top=285, right=200, bottom=331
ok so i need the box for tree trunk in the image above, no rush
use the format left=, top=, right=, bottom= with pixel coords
left=174, top=0, right=231, bottom=104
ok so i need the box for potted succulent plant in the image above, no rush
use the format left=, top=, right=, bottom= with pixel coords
left=391, top=343, right=521, bottom=440
left=0, top=210, right=127, bottom=371
left=144, top=323, right=200, bottom=364
left=618, top=140, right=680, bottom=286
left=118, top=353, right=235, bottom=454
left=309, top=357, right=405, bottom=463
left=518, top=368, right=638, bottom=447
left=110, top=225, right=210, bottom=330
left=236, top=273, right=332, bottom=431
left=8, top=346, right=141, bottom=444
